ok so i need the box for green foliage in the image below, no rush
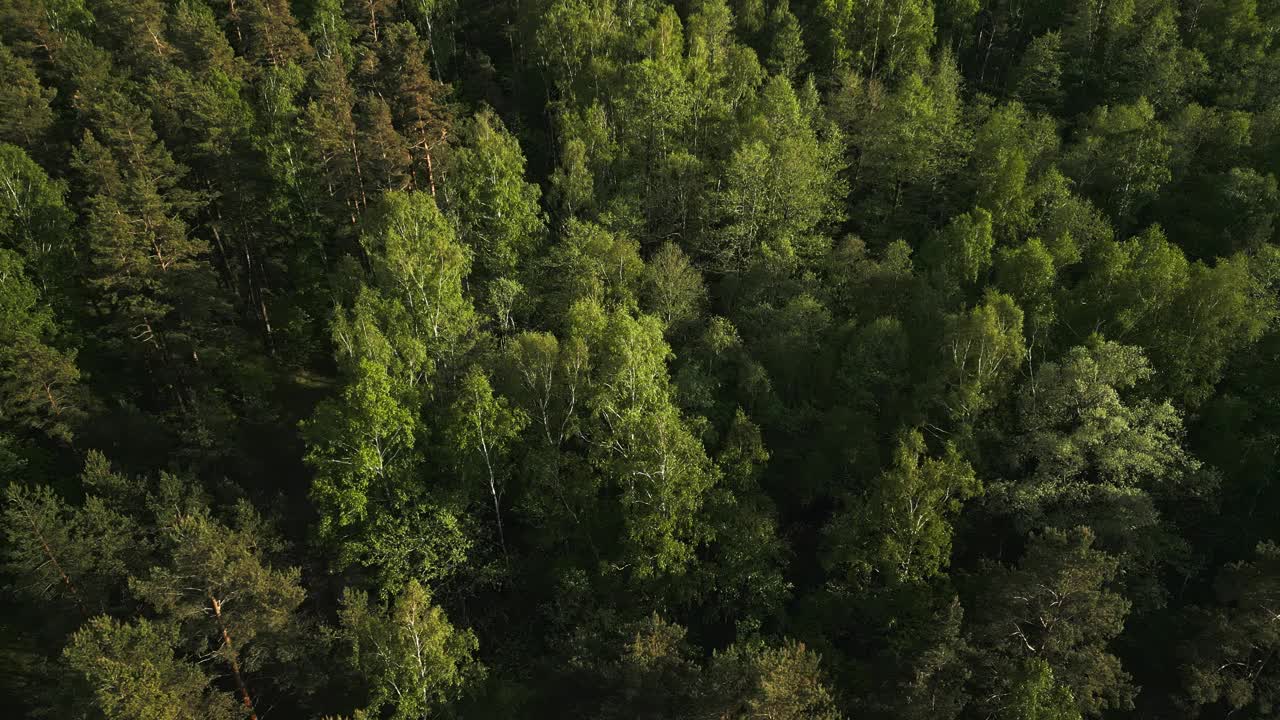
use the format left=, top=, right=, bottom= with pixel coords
left=939, top=289, right=1026, bottom=420
left=995, top=237, right=1058, bottom=338
left=2, top=481, right=133, bottom=613
left=703, top=639, right=842, bottom=719
left=577, top=303, right=720, bottom=578
left=446, top=109, right=545, bottom=281
left=0, top=46, right=55, bottom=148
left=361, top=191, right=477, bottom=367
left=967, top=103, right=1060, bottom=240
left=128, top=501, right=306, bottom=720
left=967, top=527, right=1134, bottom=716
left=828, top=429, right=980, bottom=585
left=815, top=0, right=935, bottom=79
left=304, top=353, right=470, bottom=593
left=0, top=144, right=77, bottom=296
left=1070, top=227, right=1277, bottom=404
left=2, top=1, right=1280, bottom=718
left=540, top=219, right=643, bottom=313
left=587, top=614, right=842, bottom=719
left=64, top=616, right=240, bottom=720
left=1181, top=542, right=1280, bottom=716
left=994, top=337, right=1200, bottom=533
left=642, top=242, right=707, bottom=328
left=709, top=74, right=845, bottom=271
left=839, top=54, right=968, bottom=237
left=1000, top=658, right=1082, bottom=720
left=1013, top=32, right=1065, bottom=114
left=1063, top=99, right=1172, bottom=225
left=924, top=207, right=995, bottom=289
left=340, top=579, right=482, bottom=719
left=447, top=365, right=528, bottom=556
left=0, top=249, right=82, bottom=441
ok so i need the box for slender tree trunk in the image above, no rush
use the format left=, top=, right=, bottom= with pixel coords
left=228, top=0, right=244, bottom=45
left=16, top=499, right=86, bottom=614
left=484, top=455, right=508, bottom=564
left=208, top=224, right=243, bottom=304
left=210, top=595, right=258, bottom=720
left=423, top=134, right=439, bottom=197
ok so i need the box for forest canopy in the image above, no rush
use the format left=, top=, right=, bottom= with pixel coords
left=1, top=0, right=1280, bottom=718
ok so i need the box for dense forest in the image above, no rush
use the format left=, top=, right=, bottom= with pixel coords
left=2, top=0, right=1279, bottom=717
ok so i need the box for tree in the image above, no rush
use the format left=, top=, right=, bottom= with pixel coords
left=304, top=350, right=470, bottom=594
left=0, top=144, right=77, bottom=298
left=765, top=0, right=807, bottom=79
left=709, top=74, right=845, bottom=272
left=966, top=103, right=1059, bottom=242
left=64, top=616, right=240, bottom=720
left=642, top=242, right=706, bottom=329
left=815, top=0, right=935, bottom=80
left=306, top=56, right=368, bottom=223
left=827, top=429, right=980, bottom=586
left=995, top=237, right=1059, bottom=343
left=610, top=7, right=694, bottom=174
left=840, top=54, right=968, bottom=238
left=360, top=190, right=476, bottom=371
left=1181, top=542, right=1280, bottom=717
left=923, top=207, right=995, bottom=290
left=0, top=45, right=55, bottom=148
left=130, top=504, right=306, bottom=720
left=966, top=527, right=1135, bottom=717
left=988, top=336, right=1207, bottom=600
left=380, top=22, right=451, bottom=196
left=595, top=613, right=703, bottom=719
left=831, top=314, right=915, bottom=475
left=149, top=0, right=289, bottom=351
left=235, top=0, right=313, bottom=69
left=1063, top=99, right=1171, bottom=226
left=938, top=289, right=1025, bottom=420
left=359, top=94, right=413, bottom=195
left=1069, top=227, right=1276, bottom=405
left=587, top=614, right=842, bottom=720
left=305, top=190, right=476, bottom=593
left=1012, top=32, right=1064, bottom=115
left=533, top=0, right=635, bottom=101
left=80, top=0, right=172, bottom=76
left=703, top=639, right=842, bottom=720
left=693, top=409, right=789, bottom=626
left=999, top=658, right=1083, bottom=720
left=60, top=33, right=231, bottom=430
left=0, top=250, right=82, bottom=441
left=447, top=365, right=528, bottom=561
left=308, top=0, right=357, bottom=64
left=340, top=579, right=482, bottom=720
left=445, top=109, right=544, bottom=281
left=539, top=219, right=644, bottom=314
left=2, top=482, right=133, bottom=615
left=1105, top=0, right=1205, bottom=111
left=1182, top=0, right=1272, bottom=107
left=576, top=302, right=720, bottom=579
left=6, top=1, right=1280, bottom=717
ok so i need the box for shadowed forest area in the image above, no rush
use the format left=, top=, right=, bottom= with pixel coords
left=2, top=0, right=1280, bottom=718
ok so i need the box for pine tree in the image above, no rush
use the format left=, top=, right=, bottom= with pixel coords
left=379, top=22, right=451, bottom=196
left=130, top=503, right=306, bottom=720
left=0, top=45, right=56, bottom=148
left=307, top=56, right=368, bottom=223
left=64, top=616, right=241, bottom=720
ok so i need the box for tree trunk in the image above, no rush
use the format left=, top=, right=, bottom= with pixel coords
left=16, top=498, right=86, bottom=614
left=210, top=595, right=258, bottom=720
